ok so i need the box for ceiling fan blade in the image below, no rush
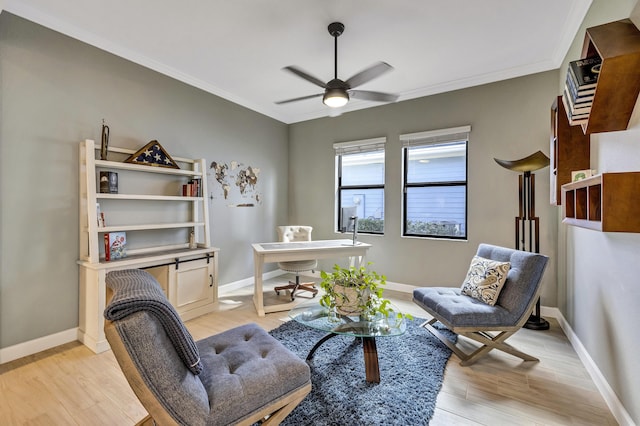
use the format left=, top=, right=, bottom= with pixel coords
left=345, top=62, right=393, bottom=88
left=349, top=90, right=398, bottom=103
left=275, top=93, right=324, bottom=105
left=283, top=66, right=328, bottom=89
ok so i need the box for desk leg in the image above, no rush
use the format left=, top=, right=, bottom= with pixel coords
left=253, top=252, right=266, bottom=317
left=350, top=252, right=367, bottom=268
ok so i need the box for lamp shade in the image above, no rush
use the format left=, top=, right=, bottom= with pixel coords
left=494, top=150, right=550, bottom=173
left=323, top=88, right=349, bottom=108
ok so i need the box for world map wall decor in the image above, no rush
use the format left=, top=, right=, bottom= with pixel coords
left=209, top=160, right=262, bottom=207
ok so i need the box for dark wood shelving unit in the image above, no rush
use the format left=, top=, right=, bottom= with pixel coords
left=550, top=96, right=590, bottom=205
left=562, top=172, right=640, bottom=232
left=580, top=19, right=640, bottom=134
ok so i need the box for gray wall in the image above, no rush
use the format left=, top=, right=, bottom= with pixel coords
left=556, top=0, right=640, bottom=422
left=288, top=71, right=559, bottom=303
left=0, top=13, right=289, bottom=348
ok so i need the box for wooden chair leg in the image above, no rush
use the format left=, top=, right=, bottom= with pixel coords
left=462, top=331, right=539, bottom=364
left=421, top=319, right=470, bottom=362
left=420, top=318, right=539, bottom=366
left=237, top=382, right=311, bottom=426
left=134, top=414, right=155, bottom=426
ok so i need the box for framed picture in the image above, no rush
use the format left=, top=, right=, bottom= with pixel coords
left=571, top=169, right=596, bottom=182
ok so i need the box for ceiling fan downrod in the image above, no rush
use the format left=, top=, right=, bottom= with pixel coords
left=328, top=22, right=344, bottom=80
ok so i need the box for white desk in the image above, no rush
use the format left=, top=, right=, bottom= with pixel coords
left=252, top=239, right=372, bottom=316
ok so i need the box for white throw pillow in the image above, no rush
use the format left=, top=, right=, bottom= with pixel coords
left=460, top=255, right=511, bottom=306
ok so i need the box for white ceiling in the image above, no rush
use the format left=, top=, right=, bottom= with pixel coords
left=4, top=1, right=592, bottom=124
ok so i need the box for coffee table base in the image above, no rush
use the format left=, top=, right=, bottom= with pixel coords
left=306, top=333, right=380, bottom=383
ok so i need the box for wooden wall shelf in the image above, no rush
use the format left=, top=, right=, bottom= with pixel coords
left=580, top=19, right=640, bottom=134
left=562, top=172, right=640, bottom=232
left=550, top=96, right=590, bottom=205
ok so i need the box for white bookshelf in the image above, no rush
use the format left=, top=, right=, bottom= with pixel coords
left=77, top=139, right=219, bottom=353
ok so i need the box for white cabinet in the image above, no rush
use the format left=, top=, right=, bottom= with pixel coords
left=77, top=139, right=220, bottom=353
left=169, top=256, right=216, bottom=319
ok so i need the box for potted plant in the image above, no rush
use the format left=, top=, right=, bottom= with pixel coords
left=319, top=263, right=408, bottom=323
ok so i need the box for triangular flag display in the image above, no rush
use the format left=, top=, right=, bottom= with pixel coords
left=125, top=140, right=179, bottom=169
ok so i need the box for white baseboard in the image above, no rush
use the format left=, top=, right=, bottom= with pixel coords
left=218, top=269, right=286, bottom=296
left=385, top=280, right=418, bottom=294
left=552, top=308, right=635, bottom=426
left=0, top=328, right=78, bottom=364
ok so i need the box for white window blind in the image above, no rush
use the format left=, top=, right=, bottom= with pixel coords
left=400, top=125, right=471, bottom=148
left=333, top=137, right=386, bottom=156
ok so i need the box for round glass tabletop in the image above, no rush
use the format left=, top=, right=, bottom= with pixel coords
left=288, top=303, right=407, bottom=338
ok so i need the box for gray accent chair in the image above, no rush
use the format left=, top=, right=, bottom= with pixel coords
left=412, top=244, right=548, bottom=366
left=104, top=269, right=311, bottom=426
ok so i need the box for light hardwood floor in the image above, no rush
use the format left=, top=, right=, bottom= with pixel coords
left=0, top=275, right=618, bottom=425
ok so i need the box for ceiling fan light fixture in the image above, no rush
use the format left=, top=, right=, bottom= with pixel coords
left=323, top=88, right=349, bottom=108
left=277, top=22, right=396, bottom=108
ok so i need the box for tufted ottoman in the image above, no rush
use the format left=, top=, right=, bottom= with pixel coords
left=197, top=322, right=311, bottom=424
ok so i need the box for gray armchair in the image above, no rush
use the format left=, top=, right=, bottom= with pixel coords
left=413, top=244, right=548, bottom=366
left=104, top=269, right=311, bottom=425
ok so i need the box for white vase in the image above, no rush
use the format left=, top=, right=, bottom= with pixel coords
left=333, top=285, right=368, bottom=316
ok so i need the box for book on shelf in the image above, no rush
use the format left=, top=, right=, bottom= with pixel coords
left=104, top=232, right=127, bottom=261
left=568, top=56, right=601, bottom=91
left=563, top=89, right=592, bottom=115
left=565, top=73, right=595, bottom=101
left=182, top=178, right=202, bottom=197
left=561, top=93, right=590, bottom=126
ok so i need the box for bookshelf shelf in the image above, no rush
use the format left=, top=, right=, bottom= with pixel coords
left=579, top=19, right=640, bottom=134
left=96, top=221, right=206, bottom=233
left=96, top=193, right=203, bottom=201
left=561, top=172, right=640, bottom=232
left=78, top=139, right=219, bottom=353
left=95, top=158, right=204, bottom=176
left=80, top=140, right=211, bottom=263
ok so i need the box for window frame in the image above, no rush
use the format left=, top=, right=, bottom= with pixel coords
left=400, top=126, right=470, bottom=240
left=334, top=137, right=386, bottom=235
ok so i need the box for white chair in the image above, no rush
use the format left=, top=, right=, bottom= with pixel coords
left=274, top=225, right=319, bottom=301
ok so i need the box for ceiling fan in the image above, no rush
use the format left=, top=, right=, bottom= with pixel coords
left=276, top=22, right=399, bottom=108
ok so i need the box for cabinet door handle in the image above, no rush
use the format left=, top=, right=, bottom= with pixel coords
left=209, top=274, right=214, bottom=287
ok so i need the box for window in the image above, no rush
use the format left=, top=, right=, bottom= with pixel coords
left=334, top=137, right=385, bottom=234
left=401, top=126, right=470, bottom=239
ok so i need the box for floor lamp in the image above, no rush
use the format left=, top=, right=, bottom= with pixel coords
left=494, top=151, right=550, bottom=330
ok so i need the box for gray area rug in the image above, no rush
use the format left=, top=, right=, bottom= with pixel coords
left=269, top=317, right=455, bottom=425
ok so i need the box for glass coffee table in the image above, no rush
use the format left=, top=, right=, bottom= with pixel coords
left=289, top=303, right=407, bottom=383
